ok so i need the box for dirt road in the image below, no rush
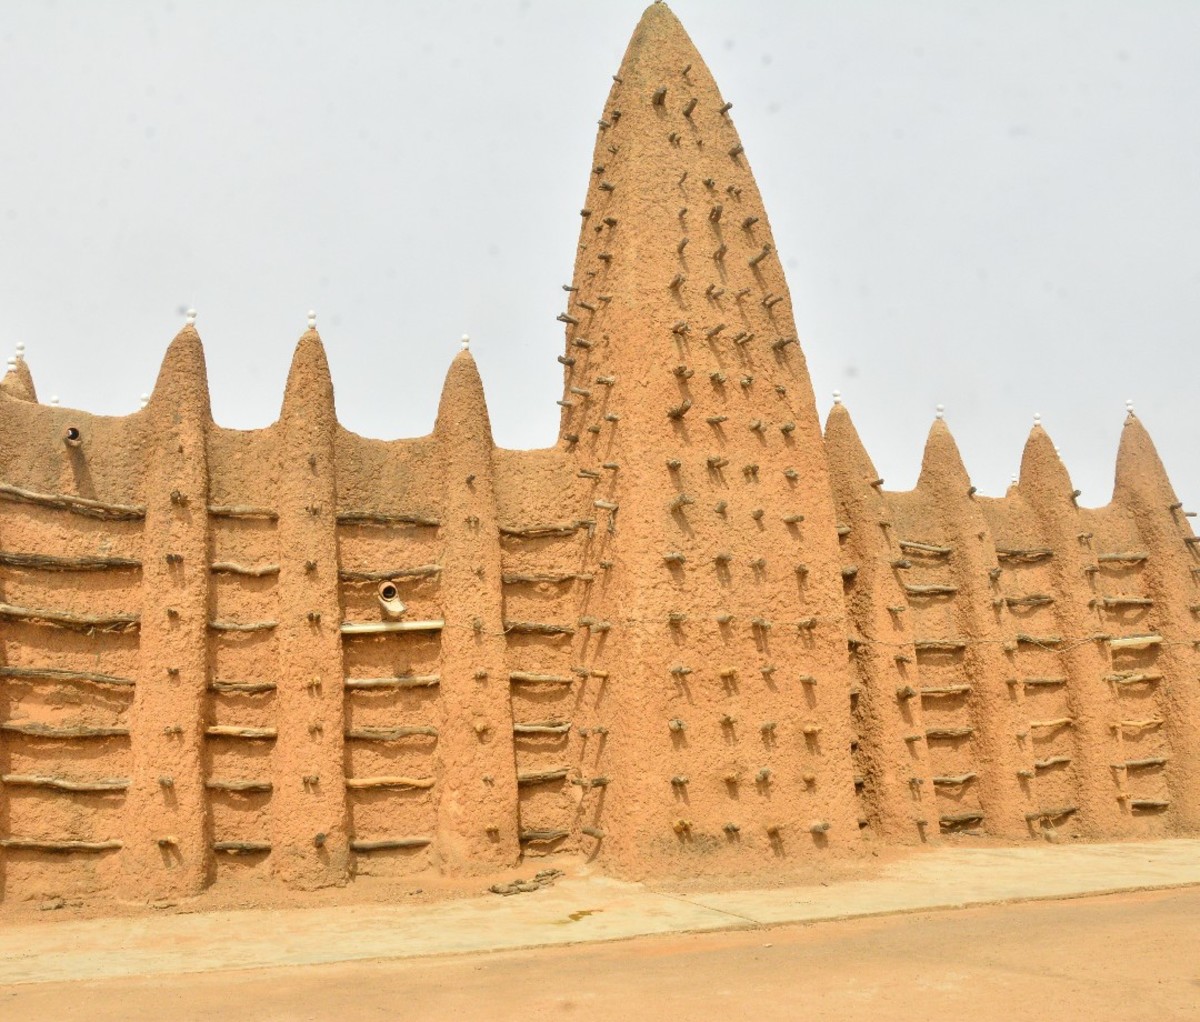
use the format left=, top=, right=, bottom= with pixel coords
left=2, top=887, right=1197, bottom=1022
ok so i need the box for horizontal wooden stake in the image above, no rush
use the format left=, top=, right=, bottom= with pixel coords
left=517, top=768, right=569, bottom=786
left=519, top=829, right=568, bottom=843
left=205, top=779, right=272, bottom=792
left=509, top=672, right=573, bottom=685
left=209, top=619, right=277, bottom=632
left=0, top=836, right=123, bottom=852
left=499, top=520, right=590, bottom=539
left=503, top=621, right=575, bottom=636
left=1105, top=672, right=1162, bottom=685
left=350, top=836, right=431, bottom=852
left=213, top=841, right=271, bottom=854
left=1029, top=718, right=1073, bottom=730
left=1005, top=595, right=1054, bottom=608
left=995, top=547, right=1053, bottom=563
left=336, top=510, right=440, bottom=528
left=1114, top=756, right=1168, bottom=769
left=1097, top=552, right=1148, bottom=563
left=208, top=505, right=278, bottom=520
left=205, top=726, right=276, bottom=740
left=1108, top=634, right=1162, bottom=650
left=340, top=619, right=444, bottom=635
left=502, top=571, right=593, bottom=585
left=939, top=812, right=983, bottom=827
left=1, top=774, right=128, bottom=792
left=345, top=776, right=435, bottom=790
left=1, top=722, right=128, bottom=739
left=1025, top=806, right=1077, bottom=822
left=514, top=721, right=572, bottom=734
left=339, top=565, right=442, bottom=583
left=0, top=550, right=141, bottom=572
left=0, top=482, right=145, bottom=521
left=344, top=675, right=440, bottom=690
left=899, top=539, right=952, bottom=557
left=932, top=773, right=976, bottom=787
left=1034, top=756, right=1071, bottom=770
left=0, top=602, right=139, bottom=633
left=345, top=726, right=438, bottom=741
left=905, top=584, right=957, bottom=597
left=210, top=561, right=280, bottom=577
left=0, top=665, right=134, bottom=688
left=208, top=681, right=277, bottom=694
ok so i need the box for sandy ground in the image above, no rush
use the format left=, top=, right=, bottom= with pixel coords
left=1, top=887, right=1197, bottom=1022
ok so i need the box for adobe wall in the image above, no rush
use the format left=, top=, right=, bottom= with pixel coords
left=0, top=3, right=1195, bottom=905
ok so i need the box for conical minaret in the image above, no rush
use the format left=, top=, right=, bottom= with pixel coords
left=553, top=2, right=859, bottom=872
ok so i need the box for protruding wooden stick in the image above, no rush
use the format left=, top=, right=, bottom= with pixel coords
left=209, top=619, right=277, bottom=632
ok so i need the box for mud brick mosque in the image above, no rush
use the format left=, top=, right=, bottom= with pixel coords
left=0, top=3, right=1195, bottom=903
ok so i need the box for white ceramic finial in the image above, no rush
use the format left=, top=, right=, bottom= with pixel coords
left=460, top=334, right=470, bottom=350
left=832, top=389, right=841, bottom=405
left=14, top=342, right=25, bottom=362
left=49, top=395, right=59, bottom=406
left=935, top=403, right=945, bottom=420
left=185, top=308, right=197, bottom=325
left=1033, top=412, right=1041, bottom=426
left=307, top=310, right=317, bottom=329
left=1055, top=446, right=1062, bottom=457
left=5, top=357, right=15, bottom=370
left=140, top=393, right=150, bottom=409
left=1125, top=398, right=1134, bottom=415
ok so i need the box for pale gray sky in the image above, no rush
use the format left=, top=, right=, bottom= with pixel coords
left=1, top=1, right=1197, bottom=509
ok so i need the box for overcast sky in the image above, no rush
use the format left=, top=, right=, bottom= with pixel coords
left=1, top=1, right=1197, bottom=511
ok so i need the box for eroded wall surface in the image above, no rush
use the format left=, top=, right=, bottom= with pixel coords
left=0, top=3, right=1196, bottom=903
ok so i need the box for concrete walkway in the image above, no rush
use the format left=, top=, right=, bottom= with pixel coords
left=1, top=838, right=1198, bottom=986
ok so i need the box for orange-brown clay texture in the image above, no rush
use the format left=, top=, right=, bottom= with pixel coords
left=0, top=3, right=1195, bottom=906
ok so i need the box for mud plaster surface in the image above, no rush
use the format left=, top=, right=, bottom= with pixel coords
left=0, top=2, right=1196, bottom=911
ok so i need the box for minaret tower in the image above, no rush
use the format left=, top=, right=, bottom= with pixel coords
left=553, top=3, right=859, bottom=870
